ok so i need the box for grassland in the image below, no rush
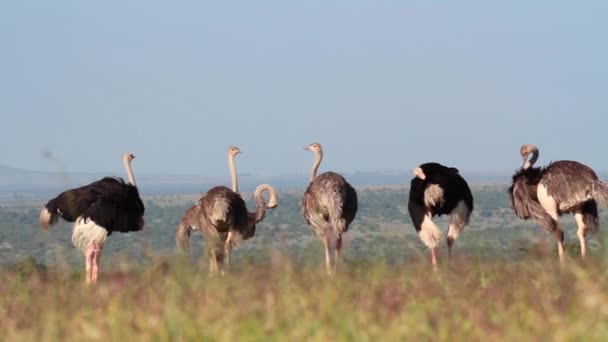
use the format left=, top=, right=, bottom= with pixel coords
left=1, top=186, right=608, bottom=340
left=1, top=251, right=608, bottom=341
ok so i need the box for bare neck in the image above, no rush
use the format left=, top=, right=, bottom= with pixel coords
left=123, top=157, right=136, bottom=186
left=523, top=150, right=539, bottom=170
left=310, top=150, right=323, bottom=182
left=229, top=153, right=239, bottom=193
left=253, top=184, right=277, bottom=222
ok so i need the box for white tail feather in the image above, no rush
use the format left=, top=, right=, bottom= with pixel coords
left=419, top=215, right=443, bottom=249
left=72, top=217, right=108, bottom=252
left=39, top=207, right=59, bottom=230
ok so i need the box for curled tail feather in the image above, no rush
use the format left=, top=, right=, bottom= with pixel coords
left=592, top=180, right=608, bottom=208
left=39, top=201, right=60, bottom=230
left=176, top=221, right=192, bottom=252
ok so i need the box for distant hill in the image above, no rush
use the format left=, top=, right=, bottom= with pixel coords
left=0, top=164, right=38, bottom=174
left=0, top=164, right=605, bottom=201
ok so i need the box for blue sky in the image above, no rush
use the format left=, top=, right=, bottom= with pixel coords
left=1, top=1, right=607, bottom=177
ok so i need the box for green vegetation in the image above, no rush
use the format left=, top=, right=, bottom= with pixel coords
left=0, top=185, right=607, bottom=339
left=1, top=255, right=607, bottom=340
left=1, top=185, right=605, bottom=267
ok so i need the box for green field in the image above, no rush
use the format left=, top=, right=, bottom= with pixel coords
left=1, top=254, right=607, bottom=340
left=1, top=185, right=607, bottom=340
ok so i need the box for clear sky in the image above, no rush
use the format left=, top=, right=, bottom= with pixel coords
left=1, top=1, right=607, bottom=177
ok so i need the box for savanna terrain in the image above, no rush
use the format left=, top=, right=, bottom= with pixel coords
left=1, top=184, right=607, bottom=340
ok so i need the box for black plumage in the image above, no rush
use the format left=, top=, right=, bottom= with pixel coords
left=42, top=177, right=144, bottom=235
left=407, top=162, right=473, bottom=265
left=39, top=152, right=144, bottom=284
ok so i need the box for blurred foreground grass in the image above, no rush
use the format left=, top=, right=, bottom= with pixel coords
left=1, top=250, right=607, bottom=341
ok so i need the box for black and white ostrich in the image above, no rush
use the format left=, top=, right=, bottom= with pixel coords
left=301, top=143, right=358, bottom=274
left=39, top=152, right=144, bottom=284
left=175, top=146, right=278, bottom=273
left=407, top=162, right=474, bottom=266
left=509, top=144, right=608, bottom=260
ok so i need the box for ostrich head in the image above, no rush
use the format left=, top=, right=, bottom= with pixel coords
left=520, top=144, right=539, bottom=169
left=305, top=142, right=323, bottom=153
left=413, top=167, right=426, bottom=180
left=228, top=146, right=242, bottom=157
left=123, top=152, right=135, bottom=162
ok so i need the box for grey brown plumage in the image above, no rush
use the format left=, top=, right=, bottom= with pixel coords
left=176, top=185, right=278, bottom=271
left=509, top=144, right=607, bottom=259
left=301, top=143, right=358, bottom=274
left=509, top=166, right=558, bottom=232
left=175, top=146, right=277, bottom=273
left=541, top=161, right=608, bottom=211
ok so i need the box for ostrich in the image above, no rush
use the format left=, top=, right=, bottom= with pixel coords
left=407, top=162, right=474, bottom=266
left=175, top=146, right=278, bottom=273
left=39, top=152, right=144, bottom=284
left=509, top=144, right=608, bottom=260
left=301, top=142, right=357, bottom=274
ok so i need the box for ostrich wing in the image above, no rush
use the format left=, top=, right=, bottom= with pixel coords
left=301, top=172, right=357, bottom=228
left=509, top=174, right=557, bottom=233
left=301, top=187, right=320, bottom=226
left=83, top=184, right=144, bottom=234
left=48, top=177, right=132, bottom=222
left=541, top=161, right=598, bottom=210
left=341, top=182, right=358, bottom=227
left=407, top=178, right=430, bottom=233
left=199, top=186, right=249, bottom=235
left=509, top=178, right=540, bottom=220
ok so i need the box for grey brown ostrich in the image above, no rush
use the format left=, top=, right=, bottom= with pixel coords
left=176, top=146, right=278, bottom=273
left=301, top=143, right=357, bottom=274
left=407, top=163, right=474, bottom=266
left=39, top=153, right=144, bottom=284
left=509, top=144, right=608, bottom=260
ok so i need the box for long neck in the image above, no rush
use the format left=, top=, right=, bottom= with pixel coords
left=523, top=150, right=539, bottom=170
left=229, top=153, right=239, bottom=193
left=254, top=196, right=267, bottom=223
left=309, top=150, right=323, bottom=182
left=253, top=184, right=277, bottom=223
left=123, top=158, right=136, bottom=186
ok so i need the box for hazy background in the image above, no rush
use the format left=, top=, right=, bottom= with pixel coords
left=1, top=1, right=607, bottom=178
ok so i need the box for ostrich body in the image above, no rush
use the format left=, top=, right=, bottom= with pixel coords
left=407, top=162, right=473, bottom=266
left=509, top=144, right=608, bottom=259
left=301, top=143, right=358, bottom=274
left=176, top=146, right=278, bottom=273
left=39, top=153, right=144, bottom=284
